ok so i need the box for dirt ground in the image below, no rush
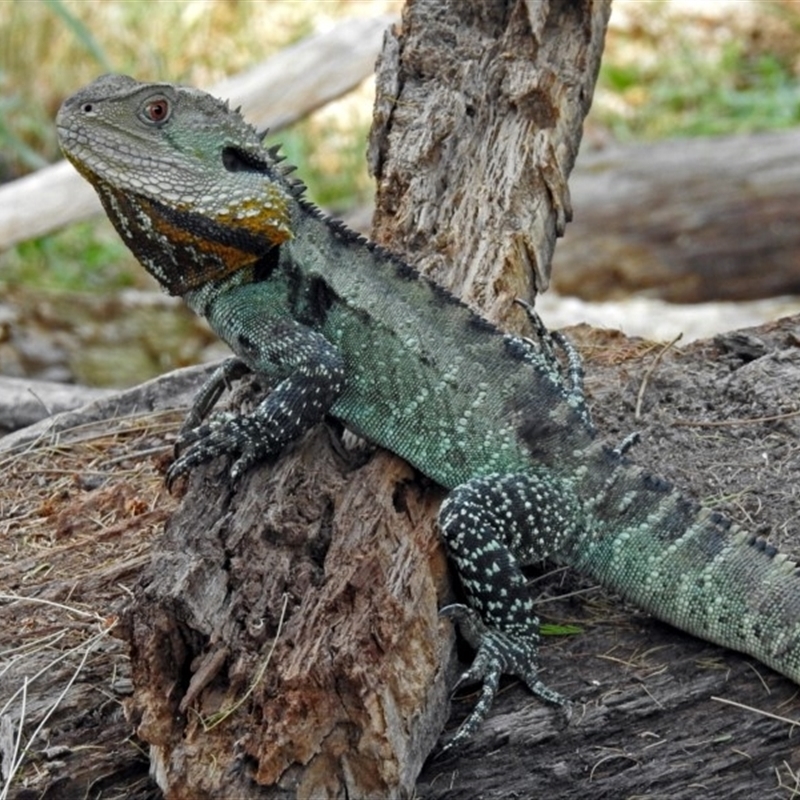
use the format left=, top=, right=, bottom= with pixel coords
left=1, top=315, right=798, bottom=798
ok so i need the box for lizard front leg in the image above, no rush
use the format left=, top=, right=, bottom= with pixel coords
left=168, top=316, right=345, bottom=486
left=438, top=472, right=585, bottom=751
left=178, top=357, right=253, bottom=435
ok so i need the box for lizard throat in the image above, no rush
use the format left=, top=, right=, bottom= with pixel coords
left=96, top=183, right=290, bottom=296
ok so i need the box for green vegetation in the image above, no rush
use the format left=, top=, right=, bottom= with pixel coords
left=2, top=222, right=135, bottom=292
left=1, top=0, right=799, bottom=294
left=593, top=1, right=800, bottom=139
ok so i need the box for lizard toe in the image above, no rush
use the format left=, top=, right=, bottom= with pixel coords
left=174, top=411, right=237, bottom=453
left=166, top=446, right=210, bottom=490
left=167, top=413, right=281, bottom=488
left=440, top=602, right=568, bottom=753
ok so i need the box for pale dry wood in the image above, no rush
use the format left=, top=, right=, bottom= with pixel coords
left=0, top=375, right=114, bottom=433
left=209, top=14, right=395, bottom=133
left=0, top=362, right=215, bottom=455
left=552, top=129, right=800, bottom=303
left=0, top=13, right=395, bottom=250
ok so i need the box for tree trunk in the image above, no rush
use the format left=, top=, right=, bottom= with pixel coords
left=369, top=0, right=611, bottom=329
left=122, top=1, right=611, bottom=798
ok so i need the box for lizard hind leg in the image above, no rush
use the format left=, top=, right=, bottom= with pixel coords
left=437, top=472, right=580, bottom=751
left=513, top=298, right=593, bottom=432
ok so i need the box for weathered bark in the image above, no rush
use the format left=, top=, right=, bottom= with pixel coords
left=369, top=0, right=612, bottom=329
left=552, top=129, right=800, bottom=302
left=130, top=431, right=450, bottom=800
left=121, top=1, right=612, bottom=798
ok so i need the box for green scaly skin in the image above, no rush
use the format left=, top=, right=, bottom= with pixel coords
left=57, top=75, right=800, bottom=752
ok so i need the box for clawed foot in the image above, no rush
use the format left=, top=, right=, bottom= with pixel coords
left=166, top=358, right=262, bottom=489
left=438, top=603, right=569, bottom=755
left=179, top=358, right=252, bottom=435
left=166, top=412, right=272, bottom=489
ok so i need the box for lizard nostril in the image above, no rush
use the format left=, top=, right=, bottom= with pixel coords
left=82, top=103, right=94, bottom=113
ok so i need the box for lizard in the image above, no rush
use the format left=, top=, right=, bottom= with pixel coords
left=56, top=74, right=800, bottom=753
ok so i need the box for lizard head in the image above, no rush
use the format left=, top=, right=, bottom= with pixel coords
left=56, top=74, right=296, bottom=295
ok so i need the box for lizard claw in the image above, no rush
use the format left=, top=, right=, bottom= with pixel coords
left=165, top=358, right=255, bottom=490
left=439, top=603, right=569, bottom=754
left=178, top=358, right=252, bottom=436
left=166, top=411, right=281, bottom=489
left=166, top=412, right=238, bottom=489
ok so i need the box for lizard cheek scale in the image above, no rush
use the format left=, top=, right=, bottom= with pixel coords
left=56, top=73, right=800, bottom=754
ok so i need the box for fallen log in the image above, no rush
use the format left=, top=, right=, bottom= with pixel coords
left=0, top=375, right=113, bottom=434
left=552, top=129, right=800, bottom=302
left=3, top=317, right=799, bottom=800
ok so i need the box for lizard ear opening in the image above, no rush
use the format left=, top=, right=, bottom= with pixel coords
left=221, top=146, right=270, bottom=174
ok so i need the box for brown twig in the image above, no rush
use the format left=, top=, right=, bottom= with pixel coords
left=634, top=333, right=683, bottom=420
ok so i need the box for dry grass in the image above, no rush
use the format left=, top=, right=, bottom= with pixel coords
left=2, top=0, right=396, bottom=129
left=0, top=409, right=183, bottom=796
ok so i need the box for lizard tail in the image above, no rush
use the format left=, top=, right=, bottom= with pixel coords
left=572, top=452, right=800, bottom=683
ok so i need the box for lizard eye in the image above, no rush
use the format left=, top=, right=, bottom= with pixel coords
left=143, top=97, right=171, bottom=124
